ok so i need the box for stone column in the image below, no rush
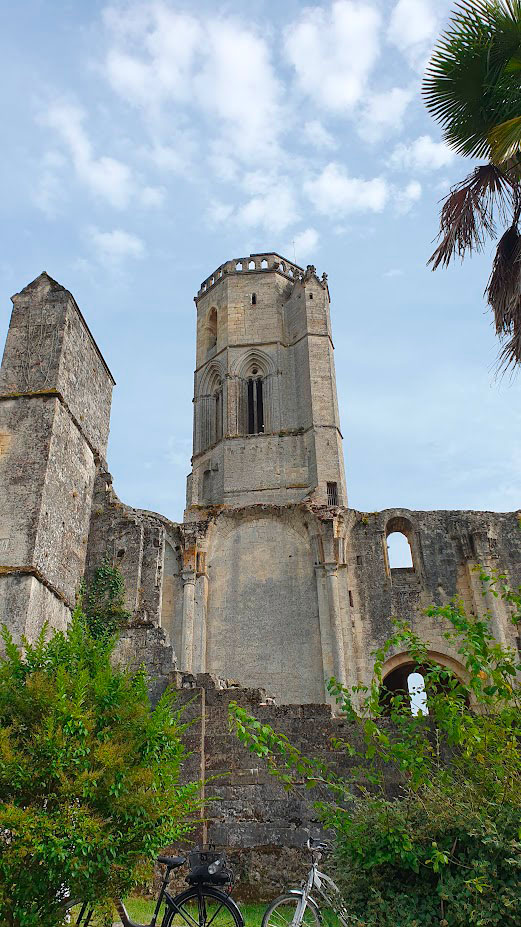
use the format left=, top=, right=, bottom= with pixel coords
left=315, top=565, right=334, bottom=700
left=181, top=568, right=196, bottom=671
left=324, top=563, right=348, bottom=687
left=192, top=571, right=209, bottom=673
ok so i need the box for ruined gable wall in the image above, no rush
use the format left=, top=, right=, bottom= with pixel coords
left=347, top=507, right=521, bottom=685
left=0, top=274, right=113, bottom=640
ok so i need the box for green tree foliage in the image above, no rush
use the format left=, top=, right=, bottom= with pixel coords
left=230, top=570, right=521, bottom=927
left=0, top=606, right=200, bottom=927
left=423, top=1, right=521, bottom=372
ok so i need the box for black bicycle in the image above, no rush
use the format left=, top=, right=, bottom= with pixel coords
left=67, top=849, right=244, bottom=927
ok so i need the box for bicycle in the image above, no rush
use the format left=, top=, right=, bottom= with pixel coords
left=261, top=837, right=351, bottom=927
left=66, top=848, right=244, bottom=927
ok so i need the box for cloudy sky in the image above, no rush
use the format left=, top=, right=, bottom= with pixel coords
left=1, top=0, right=520, bottom=522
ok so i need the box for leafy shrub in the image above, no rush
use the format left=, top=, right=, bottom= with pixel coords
left=230, top=569, right=521, bottom=927
left=84, top=558, right=131, bottom=637
left=0, top=605, right=200, bottom=927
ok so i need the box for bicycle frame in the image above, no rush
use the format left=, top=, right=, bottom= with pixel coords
left=71, top=882, right=243, bottom=927
left=291, top=857, right=350, bottom=927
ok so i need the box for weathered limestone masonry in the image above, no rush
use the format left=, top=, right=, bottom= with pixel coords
left=1, top=255, right=520, bottom=894
left=0, top=273, right=114, bottom=640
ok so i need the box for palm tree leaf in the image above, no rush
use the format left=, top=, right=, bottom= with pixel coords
left=429, top=164, right=514, bottom=269
left=488, top=115, right=521, bottom=162
left=423, top=0, right=521, bottom=160
left=486, top=224, right=521, bottom=334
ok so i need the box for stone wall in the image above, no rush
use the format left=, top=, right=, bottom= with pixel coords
left=0, top=273, right=114, bottom=640
left=144, top=671, right=370, bottom=902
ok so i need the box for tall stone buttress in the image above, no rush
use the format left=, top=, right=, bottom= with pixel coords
left=0, top=273, right=114, bottom=640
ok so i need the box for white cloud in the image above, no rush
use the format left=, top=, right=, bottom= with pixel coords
left=33, top=151, right=67, bottom=216
left=285, top=1, right=381, bottom=111
left=86, top=226, right=145, bottom=264
left=146, top=141, right=194, bottom=176
left=206, top=200, right=235, bottom=225
left=303, top=120, right=337, bottom=150
left=383, top=268, right=404, bottom=277
left=358, top=86, right=413, bottom=143
left=288, top=228, right=320, bottom=263
left=140, top=185, right=165, bottom=207
left=236, top=187, right=298, bottom=234
left=41, top=102, right=134, bottom=208
left=103, top=3, right=284, bottom=166
left=390, top=134, right=455, bottom=171
left=305, top=162, right=388, bottom=216
left=393, top=179, right=422, bottom=213
left=387, top=0, right=450, bottom=70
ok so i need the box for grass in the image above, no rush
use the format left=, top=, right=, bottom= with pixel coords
left=122, top=898, right=266, bottom=925
left=71, top=898, right=267, bottom=926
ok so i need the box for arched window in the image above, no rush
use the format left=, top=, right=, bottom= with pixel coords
left=380, top=656, right=466, bottom=716
left=407, top=672, right=428, bottom=716
left=233, top=351, right=274, bottom=436
left=387, top=531, right=413, bottom=568
left=247, top=368, right=264, bottom=434
left=206, top=308, right=217, bottom=352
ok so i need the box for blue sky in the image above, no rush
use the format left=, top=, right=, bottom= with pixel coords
left=1, top=0, right=520, bottom=522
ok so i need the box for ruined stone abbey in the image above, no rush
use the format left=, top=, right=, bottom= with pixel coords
left=1, top=253, right=520, bottom=709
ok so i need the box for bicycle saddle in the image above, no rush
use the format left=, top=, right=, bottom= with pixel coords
left=308, top=838, right=330, bottom=851
left=157, top=855, right=186, bottom=868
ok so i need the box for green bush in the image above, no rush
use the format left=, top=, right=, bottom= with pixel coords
left=0, top=606, right=200, bottom=927
left=230, top=569, right=521, bottom=927
left=84, top=558, right=131, bottom=637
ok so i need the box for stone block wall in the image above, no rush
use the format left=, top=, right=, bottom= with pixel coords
left=140, top=671, right=396, bottom=902
left=0, top=273, right=114, bottom=641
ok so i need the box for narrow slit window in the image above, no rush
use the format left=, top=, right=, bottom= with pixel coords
left=247, top=376, right=264, bottom=434
left=251, top=293, right=257, bottom=305
left=256, top=378, right=264, bottom=433
left=327, top=481, right=338, bottom=506
left=215, top=387, right=223, bottom=442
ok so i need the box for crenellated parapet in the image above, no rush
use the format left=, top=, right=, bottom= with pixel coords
left=196, top=253, right=329, bottom=301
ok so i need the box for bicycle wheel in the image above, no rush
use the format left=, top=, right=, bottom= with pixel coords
left=163, top=885, right=244, bottom=927
left=262, top=893, right=321, bottom=927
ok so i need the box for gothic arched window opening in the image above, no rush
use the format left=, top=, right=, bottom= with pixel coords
left=247, top=371, right=264, bottom=434
left=207, top=308, right=217, bottom=352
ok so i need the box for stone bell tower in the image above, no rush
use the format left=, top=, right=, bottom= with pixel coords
left=186, top=252, right=347, bottom=513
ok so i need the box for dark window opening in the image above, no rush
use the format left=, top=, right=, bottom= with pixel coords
left=251, top=293, right=257, bottom=305
left=247, top=377, right=264, bottom=434
left=349, top=590, right=354, bottom=607
left=309, top=292, right=313, bottom=299
left=215, top=385, right=223, bottom=442
left=327, top=481, right=338, bottom=506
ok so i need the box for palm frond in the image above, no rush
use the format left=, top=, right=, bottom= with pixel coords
left=486, top=224, right=521, bottom=372
left=423, top=0, right=521, bottom=160
left=488, top=115, right=521, bottom=162
left=429, top=164, right=514, bottom=269
left=486, top=224, right=521, bottom=331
